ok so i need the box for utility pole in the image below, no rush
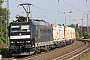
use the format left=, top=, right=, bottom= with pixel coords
left=65, top=16, right=66, bottom=26
left=64, top=11, right=72, bottom=26
left=0, top=16, right=2, bottom=41
left=54, top=20, right=56, bottom=25
left=7, top=0, right=9, bottom=26
left=6, top=0, right=9, bottom=45
left=87, top=14, right=89, bottom=35
left=81, top=17, right=83, bottom=35
left=85, top=10, right=90, bottom=35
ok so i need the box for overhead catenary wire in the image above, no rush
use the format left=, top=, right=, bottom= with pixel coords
left=32, top=5, right=65, bottom=24
left=32, top=5, right=63, bottom=18
left=86, top=0, right=88, bottom=11
left=62, top=0, right=85, bottom=14
left=14, top=0, right=64, bottom=18
left=14, top=0, right=87, bottom=15
left=14, top=0, right=84, bottom=17
left=14, top=0, right=90, bottom=26
left=14, top=0, right=66, bottom=24
left=79, top=0, right=88, bottom=12
left=14, top=0, right=73, bottom=25
left=15, top=0, right=23, bottom=3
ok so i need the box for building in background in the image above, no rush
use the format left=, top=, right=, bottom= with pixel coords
left=79, top=26, right=90, bottom=35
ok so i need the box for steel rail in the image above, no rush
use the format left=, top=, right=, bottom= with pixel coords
left=52, top=41, right=88, bottom=60
left=68, top=41, right=90, bottom=60
left=19, top=41, right=77, bottom=60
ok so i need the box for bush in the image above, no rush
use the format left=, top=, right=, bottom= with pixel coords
left=0, top=48, right=11, bottom=58
left=83, top=32, right=90, bottom=39
left=0, top=40, right=5, bottom=46
left=76, top=31, right=82, bottom=39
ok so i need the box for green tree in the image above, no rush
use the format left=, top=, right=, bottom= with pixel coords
left=57, top=24, right=61, bottom=26
left=83, top=32, right=90, bottom=39
left=0, top=0, right=7, bottom=45
left=68, top=24, right=81, bottom=39
left=68, top=24, right=76, bottom=28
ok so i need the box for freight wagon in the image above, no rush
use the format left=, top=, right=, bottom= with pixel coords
left=51, top=24, right=76, bottom=47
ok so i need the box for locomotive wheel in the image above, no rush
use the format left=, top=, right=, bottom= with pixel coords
left=45, top=45, right=49, bottom=52
left=34, top=50, right=38, bottom=54
left=34, top=47, right=41, bottom=54
left=51, top=45, right=56, bottom=49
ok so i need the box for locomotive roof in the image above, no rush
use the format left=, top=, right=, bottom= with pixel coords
left=10, top=22, right=30, bottom=25
left=11, top=18, right=50, bottom=26
left=32, top=19, right=50, bottom=26
left=11, top=16, right=50, bottom=26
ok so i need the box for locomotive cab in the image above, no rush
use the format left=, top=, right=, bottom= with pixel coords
left=9, top=21, right=36, bottom=55
left=8, top=17, right=53, bottom=55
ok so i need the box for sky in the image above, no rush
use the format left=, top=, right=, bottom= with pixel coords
left=2, top=0, right=90, bottom=26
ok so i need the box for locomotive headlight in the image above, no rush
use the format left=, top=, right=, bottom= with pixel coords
left=17, top=41, right=19, bottom=43
left=28, top=41, right=30, bottom=43
left=11, top=41, right=15, bottom=44
left=26, top=41, right=30, bottom=43
left=11, top=41, right=14, bottom=43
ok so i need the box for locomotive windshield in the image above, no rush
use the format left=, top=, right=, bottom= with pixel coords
left=11, top=24, right=30, bottom=32
left=11, top=25, right=20, bottom=32
left=21, top=25, right=30, bottom=32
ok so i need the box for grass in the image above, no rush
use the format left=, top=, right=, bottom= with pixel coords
left=76, top=38, right=90, bottom=60
left=79, top=52, right=90, bottom=60
left=79, top=38, right=90, bottom=60
left=0, top=40, right=11, bottom=58
left=0, top=48, right=11, bottom=58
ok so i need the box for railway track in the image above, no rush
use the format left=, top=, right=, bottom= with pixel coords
left=67, top=40, right=90, bottom=60
left=53, top=40, right=89, bottom=60
left=3, top=40, right=89, bottom=60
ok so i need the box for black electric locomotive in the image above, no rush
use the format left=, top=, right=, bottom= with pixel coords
left=8, top=16, right=54, bottom=55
